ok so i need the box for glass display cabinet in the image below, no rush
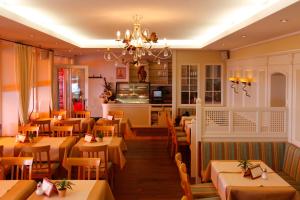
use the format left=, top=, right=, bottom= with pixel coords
left=115, top=82, right=150, bottom=104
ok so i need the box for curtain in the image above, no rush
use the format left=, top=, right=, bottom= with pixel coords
left=49, top=51, right=57, bottom=111
left=15, top=44, right=35, bottom=124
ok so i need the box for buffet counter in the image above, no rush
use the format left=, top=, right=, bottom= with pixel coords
left=102, top=103, right=172, bottom=127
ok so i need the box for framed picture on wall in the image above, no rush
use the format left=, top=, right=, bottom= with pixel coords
left=116, top=67, right=126, bottom=80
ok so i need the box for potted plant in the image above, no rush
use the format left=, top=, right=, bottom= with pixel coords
left=96, top=132, right=104, bottom=142
left=55, top=179, right=74, bottom=197
left=237, top=160, right=252, bottom=176
left=28, top=132, right=35, bottom=143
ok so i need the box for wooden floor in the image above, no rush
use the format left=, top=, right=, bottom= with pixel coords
left=114, top=134, right=183, bottom=200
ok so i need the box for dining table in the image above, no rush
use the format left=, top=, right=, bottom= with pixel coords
left=0, top=136, right=77, bottom=162
left=209, top=160, right=298, bottom=200
left=27, top=180, right=115, bottom=200
left=70, top=136, right=127, bottom=169
left=0, top=180, right=36, bottom=199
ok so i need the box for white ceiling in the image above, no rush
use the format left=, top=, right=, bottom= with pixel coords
left=0, top=0, right=298, bottom=49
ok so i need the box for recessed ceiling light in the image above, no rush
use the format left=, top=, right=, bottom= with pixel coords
left=242, top=35, right=247, bottom=38
left=280, top=19, right=288, bottom=23
left=68, top=49, right=72, bottom=52
left=222, top=43, right=225, bottom=46
left=29, top=34, right=34, bottom=38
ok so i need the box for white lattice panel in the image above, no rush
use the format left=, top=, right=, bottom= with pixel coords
left=232, top=112, right=256, bottom=133
left=205, top=110, right=229, bottom=132
left=261, top=111, right=285, bottom=133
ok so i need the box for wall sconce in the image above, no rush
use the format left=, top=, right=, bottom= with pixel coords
left=229, top=76, right=254, bottom=97
left=229, top=77, right=239, bottom=94
left=239, top=77, right=254, bottom=97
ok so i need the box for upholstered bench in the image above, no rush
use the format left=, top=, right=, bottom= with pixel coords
left=199, top=141, right=300, bottom=191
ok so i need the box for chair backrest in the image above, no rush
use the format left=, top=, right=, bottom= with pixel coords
left=51, top=110, right=67, bottom=119
left=181, top=196, right=188, bottom=200
left=96, top=119, right=120, bottom=136
left=0, top=157, right=33, bottom=180
left=19, top=126, right=39, bottom=137
left=72, top=111, right=91, bottom=118
left=31, top=119, right=51, bottom=133
left=175, top=153, right=185, bottom=190
left=66, top=157, right=101, bottom=180
left=0, top=145, right=3, bottom=157
left=52, top=125, right=73, bottom=137
left=179, top=162, right=193, bottom=200
left=93, top=125, right=115, bottom=137
left=19, top=145, right=51, bottom=178
left=57, top=119, right=81, bottom=134
left=108, top=110, right=124, bottom=118
left=78, top=145, right=109, bottom=178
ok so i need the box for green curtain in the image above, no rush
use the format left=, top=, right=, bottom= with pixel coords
left=15, top=44, right=35, bottom=124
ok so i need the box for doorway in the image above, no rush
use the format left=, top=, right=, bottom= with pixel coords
left=270, top=73, right=286, bottom=107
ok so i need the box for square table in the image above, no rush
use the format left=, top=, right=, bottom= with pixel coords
left=0, top=136, right=77, bottom=162
left=27, top=180, right=115, bottom=200
left=210, top=160, right=297, bottom=200
left=0, top=180, right=36, bottom=199
left=70, top=137, right=127, bottom=169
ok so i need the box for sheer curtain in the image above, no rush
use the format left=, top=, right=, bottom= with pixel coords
left=15, top=44, right=36, bottom=124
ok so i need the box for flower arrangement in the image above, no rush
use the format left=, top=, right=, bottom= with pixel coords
left=99, top=77, right=113, bottom=103
left=28, top=132, right=35, bottom=143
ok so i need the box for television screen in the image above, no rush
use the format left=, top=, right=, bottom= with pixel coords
left=153, top=90, right=162, bottom=98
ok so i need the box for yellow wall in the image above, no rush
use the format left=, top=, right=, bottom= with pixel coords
left=231, top=33, right=300, bottom=59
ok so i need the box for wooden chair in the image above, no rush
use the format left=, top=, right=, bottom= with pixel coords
left=0, top=157, right=33, bottom=180
left=65, top=157, right=101, bottom=180
left=19, top=145, right=59, bottom=179
left=166, top=113, right=186, bottom=151
left=93, top=125, right=115, bottom=137
left=78, top=145, right=113, bottom=182
left=170, top=124, right=189, bottom=158
left=108, top=110, right=124, bottom=119
left=179, top=162, right=219, bottom=200
left=52, top=126, right=73, bottom=137
left=72, top=111, right=91, bottom=118
left=57, top=119, right=81, bottom=136
left=51, top=110, right=67, bottom=119
left=96, top=119, right=120, bottom=136
left=31, top=119, right=51, bottom=136
left=19, top=126, right=39, bottom=137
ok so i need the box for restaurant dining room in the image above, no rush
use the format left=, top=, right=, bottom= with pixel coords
left=0, top=1, right=300, bottom=200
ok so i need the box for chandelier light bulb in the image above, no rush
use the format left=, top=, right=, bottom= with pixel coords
left=125, top=30, right=130, bottom=40
left=163, top=49, right=169, bottom=57
left=107, top=53, right=111, bottom=60
left=129, top=49, right=133, bottom=55
left=148, top=51, right=152, bottom=56
left=116, top=30, right=121, bottom=40
left=122, top=49, right=126, bottom=56
left=141, top=49, right=145, bottom=56
left=157, top=59, right=161, bottom=65
left=115, top=61, right=118, bottom=66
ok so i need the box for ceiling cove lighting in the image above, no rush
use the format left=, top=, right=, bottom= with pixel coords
left=103, top=15, right=172, bottom=66
left=0, top=0, right=297, bottom=48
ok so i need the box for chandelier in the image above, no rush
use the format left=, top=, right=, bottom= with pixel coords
left=103, top=15, right=172, bottom=66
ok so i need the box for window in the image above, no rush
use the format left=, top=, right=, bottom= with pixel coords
left=205, top=65, right=222, bottom=104
left=181, top=65, right=198, bottom=104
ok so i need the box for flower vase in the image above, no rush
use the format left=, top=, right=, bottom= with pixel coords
left=58, top=189, right=66, bottom=197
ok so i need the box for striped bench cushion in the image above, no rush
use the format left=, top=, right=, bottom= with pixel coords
left=200, top=142, right=286, bottom=179
left=282, top=143, right=300, bottom=182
